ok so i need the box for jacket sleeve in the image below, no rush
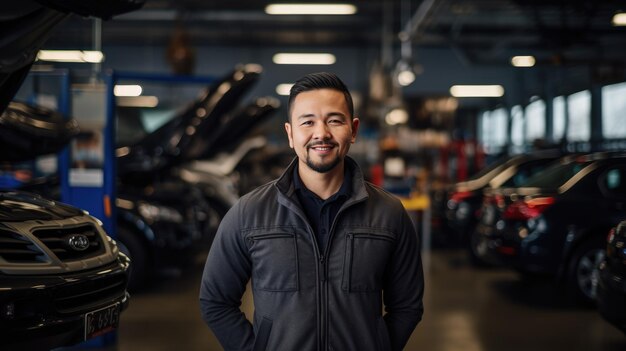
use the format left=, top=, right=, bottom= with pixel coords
left=199, top=201, right=254, bottom=351
left=383, top=208, right=425, bottom=351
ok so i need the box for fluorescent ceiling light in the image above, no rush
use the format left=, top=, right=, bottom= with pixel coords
left=450, top=85, right=505, bottom=97
left=37, top=50, right=104, bottom=63
left=276, top=84, right=294, bottom=96
left=511, top=56, right=536, bottom=67
left=612, top=13, right=626, bottom=26
left=114, top=85, right=143, bottom=97
left=273, top=53, right=336, bottom=65
left=265, top=4, right=357, bottom=15
left=117, top=96, right=159, bottom=108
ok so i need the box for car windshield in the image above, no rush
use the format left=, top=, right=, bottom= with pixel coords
left=116, top=107, right=177, bottom=147
left=520, top=160, right=594, bottom=188
left=467, top=155, right=513, bottom=182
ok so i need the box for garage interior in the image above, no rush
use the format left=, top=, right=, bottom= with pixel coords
left=2, top=0, right=626, bottom=350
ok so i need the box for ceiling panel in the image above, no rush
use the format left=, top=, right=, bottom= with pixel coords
left=43, top=0, right=626, bottom=67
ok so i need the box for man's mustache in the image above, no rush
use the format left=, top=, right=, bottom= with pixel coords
left=306, top=140, right=338, bottom=148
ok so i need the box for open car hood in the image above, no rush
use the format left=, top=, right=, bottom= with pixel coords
left=116, top=64, right=262, bottom=176
left=202, top=96, right=280, bottom=157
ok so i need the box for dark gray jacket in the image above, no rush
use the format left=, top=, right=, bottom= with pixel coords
left=200, top=157, right=424, bottom=351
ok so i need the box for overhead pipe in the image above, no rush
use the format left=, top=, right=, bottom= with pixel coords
left=402, top=0, right=438, bottom=40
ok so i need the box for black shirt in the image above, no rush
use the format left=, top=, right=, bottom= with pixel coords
left=293, top=163, right=352, bottom=252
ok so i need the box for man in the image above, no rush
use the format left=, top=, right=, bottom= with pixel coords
left=200, top=72, right=424, bottom=351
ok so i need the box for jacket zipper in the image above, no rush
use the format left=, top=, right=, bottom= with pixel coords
left=285, top=194, right=366, bottom=351
left=318, top=198, right=365, bottom=350
left=319, top=254, right=327, bottom=351
left=287, top=201, right=325, bottom=351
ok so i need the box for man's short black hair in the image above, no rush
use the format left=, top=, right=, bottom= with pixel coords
left=288, top=72, right=354, bottom=121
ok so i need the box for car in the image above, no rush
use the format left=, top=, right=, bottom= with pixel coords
left=478, top=152, right=626, bottom=303
left=113, top=65, right=266, bottom=290
left=596, top=221, right=626, bottom=333
left=0, top=190, right=130, bottom=350
left=444, top=150, right=565, bottom=264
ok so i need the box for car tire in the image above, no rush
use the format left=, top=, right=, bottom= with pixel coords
left=117, top=226, right=151, bottom=292
left=567, top=237, right=605, bottom=304
left=468, top=230, right=493, bottom=267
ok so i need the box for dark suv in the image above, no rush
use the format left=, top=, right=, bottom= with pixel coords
left=478, top=152, right=626, bottom=302
left=0, top=190, right=130, bottom=350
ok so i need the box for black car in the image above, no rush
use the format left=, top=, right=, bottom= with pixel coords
left=444, top=150, right=564, bottom=263
left=478, top=152, right=626, bottom=302
left=0, top=190, right=130, bottom=350
left=596, top=221, right=626, bottom=333
left=114, top=65, right=266, bottom=290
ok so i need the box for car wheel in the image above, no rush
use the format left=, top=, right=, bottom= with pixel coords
left=468, top=230, right=492, bottom=267
left=117, top=226, right=151, bottom=292
left=568, top=238, right=605, bottom=304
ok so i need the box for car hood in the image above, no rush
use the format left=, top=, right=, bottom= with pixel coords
left=116, top=64, right=262, bottom=176
left=0, top=190, right=84, bottom=222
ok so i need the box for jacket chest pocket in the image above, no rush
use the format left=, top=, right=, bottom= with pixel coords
left=248, top=231, right=298, bottom=292
left=342, top=231, right=395, bottom=292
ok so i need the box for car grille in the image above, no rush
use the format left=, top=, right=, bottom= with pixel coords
left=0, top=229, right=46, bottom=263
left=32, top=224, right=105, bottom=261
left=53, top=270, right=127, bottom=313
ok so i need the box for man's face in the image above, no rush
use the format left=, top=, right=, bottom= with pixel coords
left=285, top=88, right=359, bottom=174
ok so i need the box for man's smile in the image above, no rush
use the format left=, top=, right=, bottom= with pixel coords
left=308, top=143, right=337, bottom=153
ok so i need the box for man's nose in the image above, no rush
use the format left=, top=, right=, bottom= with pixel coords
left=313, top=122, right=331, bottom=139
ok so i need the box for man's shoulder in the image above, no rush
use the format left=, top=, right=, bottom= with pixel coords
left=363, top=181, right=404, bottom=207
left=239, top=179, right=280, bottom=205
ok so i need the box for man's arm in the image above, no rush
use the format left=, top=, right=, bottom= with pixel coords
left=383, top=208, right=425, bottom=351
left=199, top=202, right=255, bottom=351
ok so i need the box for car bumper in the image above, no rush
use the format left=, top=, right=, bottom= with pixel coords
left=596, top=264, right=626, bottom=333
left=0, top=255, right=130, bottom=349
left=483, top=226, right=557, bottom=275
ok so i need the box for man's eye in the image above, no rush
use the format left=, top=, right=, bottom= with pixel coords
left=329, top=119, right=343, bottom=124
left=301, top=121, right=313, bottom=126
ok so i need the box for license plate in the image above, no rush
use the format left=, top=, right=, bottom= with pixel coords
left=84, top=303, right=121, bottom=340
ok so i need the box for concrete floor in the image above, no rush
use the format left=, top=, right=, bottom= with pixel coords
left=112, top=249, right=625, bottom=351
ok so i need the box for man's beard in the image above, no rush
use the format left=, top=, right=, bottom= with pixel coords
left=304, top=141, right=342, bottom=173
left=305, top=153, right=342, bottom=173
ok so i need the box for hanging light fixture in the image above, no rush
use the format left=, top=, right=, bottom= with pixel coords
left=394, top=31, right=423, bottom=87
left=393, top=0, right=428, bottom=87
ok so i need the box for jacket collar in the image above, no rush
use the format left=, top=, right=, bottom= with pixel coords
left=276, top=155, right=369, bottom=204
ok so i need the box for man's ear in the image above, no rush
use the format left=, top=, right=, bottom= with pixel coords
left=350, top=117, right=360, bottom=143
left=284, top=122, right=294, bottom=148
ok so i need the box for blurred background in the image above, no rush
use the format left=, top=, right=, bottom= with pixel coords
left=2, top=0, right=626, bottom=350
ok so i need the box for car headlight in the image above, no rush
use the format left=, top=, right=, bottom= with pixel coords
left=137, top=202, right=184, bottom=223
